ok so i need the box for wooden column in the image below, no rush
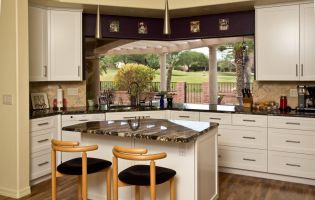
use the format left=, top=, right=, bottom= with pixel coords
left=86, top=58, right=101, bottom=103
left=208, top=46, right=218, bottom=104
left=159, top=53, right=167, bottom=91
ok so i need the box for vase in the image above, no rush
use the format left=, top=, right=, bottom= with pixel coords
left=167, top=97, right=173, bottom=108
left=159, top=95, right=164, bottom=109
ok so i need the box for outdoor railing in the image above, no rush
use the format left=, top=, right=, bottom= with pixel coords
left=100, top=81, right=177, bottom=92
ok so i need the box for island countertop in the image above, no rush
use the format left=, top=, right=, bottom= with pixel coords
left=62, top=119, right=218, bottom=143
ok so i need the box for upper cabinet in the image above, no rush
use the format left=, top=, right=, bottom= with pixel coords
left=255, top=3, right=315, bottom=81
left=29, top=6, right=82, bottom=82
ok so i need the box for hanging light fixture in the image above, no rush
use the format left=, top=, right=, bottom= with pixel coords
left=163, top=0, right=171, bottom=35
left=95, top=2, right=102, bottom=39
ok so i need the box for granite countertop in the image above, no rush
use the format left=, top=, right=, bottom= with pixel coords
left=62, top=119, right=218, bottom=143
left=30, top=103, right=315, bottom=119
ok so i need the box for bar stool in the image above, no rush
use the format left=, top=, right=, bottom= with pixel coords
left=51, top=139, right=112, bottom=200
left=112, top=146, right=176, bottom=200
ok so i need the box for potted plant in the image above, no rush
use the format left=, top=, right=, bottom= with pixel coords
left=86, top=90, right=95, bottom=107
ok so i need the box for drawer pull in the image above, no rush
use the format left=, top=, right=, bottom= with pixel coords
left=285, top=122, right=301, bottom=125
left=179, top=116, right=190, bottom=118
left=37, top=139, right=49, bottom=143
left=243, top=158, right=256, bottom=162
left=79, top=119, right=88, bottom=121
left=123, top=117, right=136, bottom=119
left=37, top=122, right=49, bottom=126
left=218, top=155, right=222, bottom=158
left=286, top=163, right=301, bottom=168
left=209, top=117, right=221, bottom=120
left=285, top=140, right=300, bottom=144
left=38, top=161, right=49, bottom=166
left=243, top=136, right=256, bottom=140
left=218, top=134, right=221, bottom=136
left=243, top=119, right=256, bottom=122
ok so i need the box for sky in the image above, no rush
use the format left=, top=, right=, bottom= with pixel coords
left=191, top=47, right=224, bottom=60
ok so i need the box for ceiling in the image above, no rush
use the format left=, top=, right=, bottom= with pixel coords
left=30, top=0, right=299, bottom=18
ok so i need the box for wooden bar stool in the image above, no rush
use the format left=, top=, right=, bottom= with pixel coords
left=51, top=139, right=112, bottom=200
left=112, top=146, right=176, bottom=200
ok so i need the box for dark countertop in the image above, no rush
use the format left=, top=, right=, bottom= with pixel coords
left=30, top=103, right=315, bottom=119
left=62, top=119, right=218, bottom=143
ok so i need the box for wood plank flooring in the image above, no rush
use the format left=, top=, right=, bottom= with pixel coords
left=1, top=173, right=315, bottom=200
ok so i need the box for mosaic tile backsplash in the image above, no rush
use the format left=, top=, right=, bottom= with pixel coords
left=30, top=81, right=86, bottom=108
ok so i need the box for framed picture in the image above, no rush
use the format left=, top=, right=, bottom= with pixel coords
left=31, top=93, right=49, bottom=110
left=219, top=18, right=229, bottom=31
left=109, top=20, right=120, bottom=32
left=138, top=21, right=148, bottom=34
left=190, top=21, right=200, bottom=33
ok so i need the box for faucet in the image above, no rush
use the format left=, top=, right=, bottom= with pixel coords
left=128, top=82, right=140, bottom=107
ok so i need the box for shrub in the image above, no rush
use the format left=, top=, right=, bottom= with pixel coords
left=114, top=63, right=155, bottom=95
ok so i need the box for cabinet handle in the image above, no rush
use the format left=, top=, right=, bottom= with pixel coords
left=79, top=119, right=88, bottom=121
left=243, top=119, right=256, bottom=122
left=123, top=116, right=136, bottom=119
left=179, top=115, right=190, bottom=118
left=285, top=122, right=300, bottom=125
left=78, top=66, right=81, bottom=77
left=286, top=163, right=301, bottom=168
left=243, top=136, right=256, bottom=140
left=296, top=64, right=298, bottom=77
left=37, top=139, right=49, bottom=143
left=38, top=161, right=49, bottom=166
left=285, top=140, right=300, bottom=144
left=218, top=155, right=222, bottom=158
left=209, top=117, right=221, bottom=120
left=43, top=66, right=47, bottom=77
left=218, top=134, right=221, bottom=136
left=37, top=122, right=49, bottom=126
left=243, top=158, right=256, bottom=162
left=301, top=64, right=304, bottom=76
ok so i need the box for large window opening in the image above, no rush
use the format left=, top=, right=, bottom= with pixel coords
left=91, top=36, right=254, bottom=106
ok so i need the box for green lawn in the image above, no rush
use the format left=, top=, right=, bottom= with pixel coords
left=100, top=68, right=242, bottom=83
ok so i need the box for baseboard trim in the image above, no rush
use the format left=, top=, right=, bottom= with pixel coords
left=0, top=186, right=31, bottom=199
left=219, top=167, right=315, bottom=186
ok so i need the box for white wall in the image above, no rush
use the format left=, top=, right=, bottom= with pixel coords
left=0, top=0, right=30, bottom=198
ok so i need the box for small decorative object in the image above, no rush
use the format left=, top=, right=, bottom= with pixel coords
left=166, top=92, right=176, bottom=108
left=158, top=91, right=167, bottom=109
left=190, top=21, right=200, bottom=33
left=31, top=93, right=49, bottom=110
left=57, top=88, right=63, bottom=111
left=109, top=20, right=119, bottom=32
left=138, top=21, right=148, bottom=34
left=219, top=18, right=229, bottom=31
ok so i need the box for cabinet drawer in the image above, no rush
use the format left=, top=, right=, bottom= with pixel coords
left=269, top=128, right=315, bottom=155
left=106, top=111, right=166, bottom=120
left=31, top=152, right=51, bottom=180
left=218, top=146, right=267, bottom=172
left=199, top=112, right=232, bottom=124
left=62, top=114, right=105, bottom=122
left=232, top=114, right=267, bottom=127
left=268, top=151, right=315, bottom=179
left=268, top=116, right=315, bottom=131
left=31, top=116, right=56, bottom=131
left=31, top=130, right=53, bottom=153
left=218, top=125, right=267, bottom=149
left=170, top=111, right=199, bottom=121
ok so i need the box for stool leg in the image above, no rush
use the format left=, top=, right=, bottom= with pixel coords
left=150, top=161, right=156, bottom=200
left=78, top=176, right=82, bottom=200
left=135, top=186, right=140, bottom=200
left=106, top=168, right=111, bottom=200
left=51, top=173, right=57, bottom=200
left=170, top=177, right=175, bottom=200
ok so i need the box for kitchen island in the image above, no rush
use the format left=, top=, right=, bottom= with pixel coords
left=62, top=119, right=218, bottom=200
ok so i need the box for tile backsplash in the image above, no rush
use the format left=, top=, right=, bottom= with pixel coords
left=30, top=81, right=86, bottom=108
left=252, top=81, right=315, bottom=108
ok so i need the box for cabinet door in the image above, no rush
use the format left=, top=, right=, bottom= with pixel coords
left=256, top=5, right=300, bottom=81
left=300, top=3, right=315, bottom=81
left=29, top=6, right=48, bottom=81
left=49, top=10, right=82, bottom=81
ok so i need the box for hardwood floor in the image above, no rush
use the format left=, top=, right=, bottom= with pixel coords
left=1, top=173, right=315, bottom=200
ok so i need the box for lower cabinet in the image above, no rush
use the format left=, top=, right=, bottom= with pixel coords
left=106, top=111, right=166, bottom=120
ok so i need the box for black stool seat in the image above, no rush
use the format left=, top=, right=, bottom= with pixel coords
left=57, top=157, right=112, bottom=175
left=119, top=165, right=176, bottom=186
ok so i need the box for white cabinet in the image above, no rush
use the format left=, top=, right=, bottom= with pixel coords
left=106, top=111, right=166, bottom=120
left=255, top=3, right=315, bottom=81
left=29, top=6, right=48, bottom=81
left=29, top=6, right=82, bottom=82
left=30, top=116, right=58, bottom=182
left=170, top=111, right=199, bottom=121
left=61, top=114, right=105, bottom=162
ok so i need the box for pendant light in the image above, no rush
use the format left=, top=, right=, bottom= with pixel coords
left=95, top=2, right=102, bottom=39
left=163, top=0, right=171, bottom=35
